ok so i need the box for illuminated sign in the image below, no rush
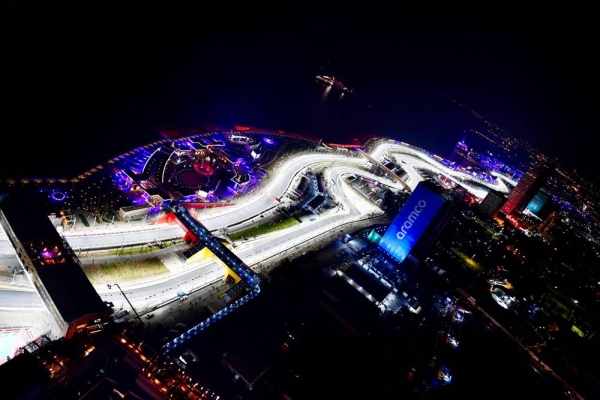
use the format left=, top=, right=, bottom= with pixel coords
left=378, top=183, right=445, bottom=263
left=526, top=191, right=548, bottom=215
left=367, top=230, right=382, bottom=244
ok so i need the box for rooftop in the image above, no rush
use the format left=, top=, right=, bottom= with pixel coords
left=0, top=189, right=109, bottom=322
left=222, top=349, right=270, bottom=388
left=343, top=263, right=390, bottom=302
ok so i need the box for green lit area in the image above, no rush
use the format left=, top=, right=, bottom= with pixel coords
left=452, top=248, right=485, bottom=273
left=367, top=229, right=382, bottom=244
left=570, top=323, right=595, bottom=339
left=540, top=290, right=574, bottom=321
left=571, top=325, right=586, bottom=338
left=471, top=218, right=500, bottom=237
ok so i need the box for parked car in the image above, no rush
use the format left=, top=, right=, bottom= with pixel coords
left=114, top=309, right=130, bottom=318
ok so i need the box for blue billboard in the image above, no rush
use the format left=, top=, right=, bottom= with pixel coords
left=526, top=191, right=548, bottom=215
left=379, top=183, right=446, bottom=263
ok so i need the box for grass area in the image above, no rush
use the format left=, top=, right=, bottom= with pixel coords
left=82, top=257, right=169, bottom=284
left=452, top=248, right=485, bottom=273
left=541, top=289, right=575, bottom=321
left=102, top=240, right=183, bottom=256
left=78, top=214, right=90, bottom=227
left=229, top=216, right=299, bottom=241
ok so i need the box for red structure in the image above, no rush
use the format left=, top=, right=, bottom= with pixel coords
left=184, top=202, right=234, bottom=209
left=151, top=211, right=200, bottom=245
left=500, top=164, right=553, bottom=216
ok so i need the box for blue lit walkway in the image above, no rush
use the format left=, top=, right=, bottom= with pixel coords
left=162, top=203, right=260, bottom=353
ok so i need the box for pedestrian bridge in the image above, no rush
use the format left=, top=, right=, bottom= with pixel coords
left=162, top=203, right=261, bottom=353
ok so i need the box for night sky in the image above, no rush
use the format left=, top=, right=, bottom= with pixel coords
left=3, top=8, right=597, bottom=181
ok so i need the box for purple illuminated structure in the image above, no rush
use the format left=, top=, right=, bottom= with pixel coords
left=50, top=191, right=67, bottom=202
left=107, top=131, right=290, bottom=211
left=38, top=245, right=66, bottom=265
left=40, top=246, right=61, bottom=259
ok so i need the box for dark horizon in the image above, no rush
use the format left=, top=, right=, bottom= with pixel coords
left=3, top=9, right=597, bottom=182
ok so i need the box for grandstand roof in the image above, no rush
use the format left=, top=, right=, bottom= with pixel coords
left=0, top=189, right=109, bottom=322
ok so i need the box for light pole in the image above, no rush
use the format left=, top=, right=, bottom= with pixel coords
left=107, top=283, right=142, bottom=323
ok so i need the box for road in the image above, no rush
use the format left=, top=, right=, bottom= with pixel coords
left=369, top=140, right=512, bottom=196
left=0, top=141, right=508, bottom=315
left=0, top=288, right=44, bottom=310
